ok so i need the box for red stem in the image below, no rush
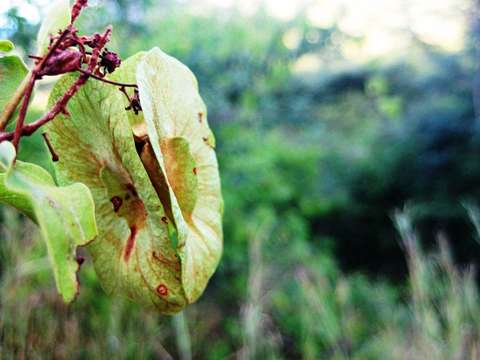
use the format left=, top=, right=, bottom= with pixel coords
left=11, top=73, right=36, bottom=149
left=10, top=26, right=72, bottom=151
left=0, top=74, right=87, bottom=142
left=76, top=68, right=137, bottom=88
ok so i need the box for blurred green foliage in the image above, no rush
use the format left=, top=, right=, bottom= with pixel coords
left=2, top=0, right=480, bottom=358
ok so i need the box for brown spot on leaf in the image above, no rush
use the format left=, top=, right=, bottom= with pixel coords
left=193, top=167, right=197, bottom=175
left=198, top=112, right=203, bottom=123
left=152, top=251, right=181, bottom=271
left=156, top=284, right=168, bottom=297
left=161, top=216, right=168, bottom=224
left=110, top=196, right=123, bottom=212
left=124, top=225, right=138, bottom=262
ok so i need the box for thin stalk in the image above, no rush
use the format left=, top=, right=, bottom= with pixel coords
left=76, top=68, right=137, bottom=88
left=11, top=73, right=36, bottom=150
left=172, top=312, right=192, bottom=360
left=42, top=133, right=59, bottom=161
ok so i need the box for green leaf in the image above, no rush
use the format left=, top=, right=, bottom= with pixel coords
left=46, top=47, right=223, bottom=313
left=0, top=141, right=97, bottom=303
left=0, top=54, right=28, bottom=116
left=37, top=0, right=70, bottom=55
left=0, top=40, right=14, bottom=53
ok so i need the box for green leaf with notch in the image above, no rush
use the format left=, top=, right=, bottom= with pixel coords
left=0, top=141, right=97, bottom=303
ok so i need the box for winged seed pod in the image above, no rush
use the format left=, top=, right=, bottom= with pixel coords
left=46, top=47, right=223, bottom=314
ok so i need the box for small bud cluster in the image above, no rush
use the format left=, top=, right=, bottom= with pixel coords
left=0, top=0, right=141, bottom=155
left=100, top=49, right=122, bottom=74
left=35, top=27, right=121, bottom=79
left=31, top=0, right=119, bottom=79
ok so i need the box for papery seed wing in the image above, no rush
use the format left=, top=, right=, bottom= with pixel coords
left=46, top=75, right=187, bottom=313
left=136, top=48, right=223, bottom=303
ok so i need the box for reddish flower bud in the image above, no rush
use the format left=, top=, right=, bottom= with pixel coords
left=100, top=50, right=121, bottom=74
left=38, top=49, right=83, bottom=76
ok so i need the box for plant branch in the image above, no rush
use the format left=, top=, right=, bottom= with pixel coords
left=10, top=26, right=73, bottom=151
left=0, top=0, right=132, bottom=152
left=76, top=68, right=137, bottom=88
left=1, top=24, right=76, bottom=132
left=38, top=26, right=72, bottom=70
left=0, top=74, right=85, bottom=143
left=11, top=73, right=36, bottom=149
left=0, top=27, right=112, bottom=144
